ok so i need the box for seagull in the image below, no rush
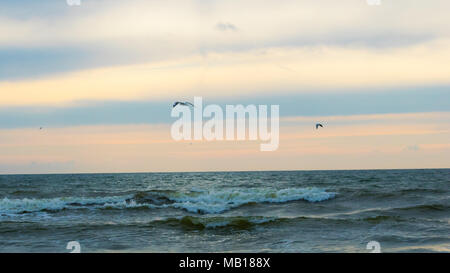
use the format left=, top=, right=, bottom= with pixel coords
left=315, top=123, right=323, bottom=129
left=173, top=101, right=194, bottom=108
left=39, top=127, right=43, bottom=130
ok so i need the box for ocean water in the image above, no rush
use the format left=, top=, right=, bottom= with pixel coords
left=0, top=169, right=449, bottom=253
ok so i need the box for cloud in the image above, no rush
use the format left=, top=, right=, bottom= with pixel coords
left=405, top=145, right=420, bottom=151
left=215, top=22, right=238, bottom=32
left=0, top=91, right=449, bottom=129
left=2, top=0, right=450, bottom=80
left=2, top=0, right=450, bottom=49
left=1, top=0, right=449, bottom=173
left=0, top=112, right=449, bottom=174
left=0, top=1, right=449, bottom=51
left=2, top=39, right=450, bottom=106
left=0, top=160, right=77, bottom=174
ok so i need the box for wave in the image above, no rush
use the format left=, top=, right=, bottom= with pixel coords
left=152, top=215, right=398, bottom=231
left=167, top=214, right=414, bottom=230
left=0, top=196, right=154, bottom=215
left=159, top=213, right=438, bottom=231
left=154, top=216, right=279, bottom=230
left=0, top=187, right=336, bottom=215
left=362, top=215, right=406, bottom=223
left=393, top=203, right=448, bottom=212
left=348, top=188, right=447, bottom=199
left=153, top=187, right=336, bottom=214
left=0, top=212, right=433, bottom=234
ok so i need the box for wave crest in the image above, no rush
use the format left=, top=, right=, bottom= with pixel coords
left=0, top=187, right=336, bottom=215
left=165, top=187, right=336, bottom=213
left=0, top=196, right=148, bottom=214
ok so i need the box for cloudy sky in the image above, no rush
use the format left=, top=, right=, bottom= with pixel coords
left=1, top=0, right=449, bottom=173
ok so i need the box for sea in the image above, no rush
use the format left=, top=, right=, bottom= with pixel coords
left=0, top=169, right=449, bottom=253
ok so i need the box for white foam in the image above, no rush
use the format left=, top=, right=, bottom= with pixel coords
left=165, top=187, right=336, bottom=214
left=0, top=187, right=336, bottom=215
left=0, top=196, right=131, bottom=214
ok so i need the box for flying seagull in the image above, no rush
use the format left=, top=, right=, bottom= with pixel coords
left=173, top=101, right=194, bottom=108
left=315, top=123, right=323, bottom=129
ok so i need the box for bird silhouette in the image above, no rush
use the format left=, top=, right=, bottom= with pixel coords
left=315, top=123, right=323, bottom=129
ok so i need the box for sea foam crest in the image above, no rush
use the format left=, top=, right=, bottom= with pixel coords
left=0, top=187, right=335, bottom=215
left=166, top=187, right=336, bottom=214
left=0, top=196, right=134, bottom=214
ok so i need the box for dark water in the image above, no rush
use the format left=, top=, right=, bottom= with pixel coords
left=0, top=169, right=449, bottom=253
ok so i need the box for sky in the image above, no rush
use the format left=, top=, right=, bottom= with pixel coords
left=0, top=0, right=449, bottom=174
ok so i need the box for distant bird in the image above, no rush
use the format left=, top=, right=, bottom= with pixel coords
left=315, top=123, right=323, bottom=129
left=39, top=127, right=43, bottom=130
left=173, top=101, right=194, bottom=108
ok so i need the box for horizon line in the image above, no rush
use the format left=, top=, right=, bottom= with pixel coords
left=1, top=167, right=448, bottom=176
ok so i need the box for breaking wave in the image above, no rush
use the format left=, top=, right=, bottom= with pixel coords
left=165, top=187, right=336, bottom=213
left=0, top=196, right=152, bottom=215
left=0, top=187, right=336, bottom=215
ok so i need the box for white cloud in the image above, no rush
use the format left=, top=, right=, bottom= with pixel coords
left=1, top=0, right=450, bottom=51
left=2, top=39, right=450, bottom=106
